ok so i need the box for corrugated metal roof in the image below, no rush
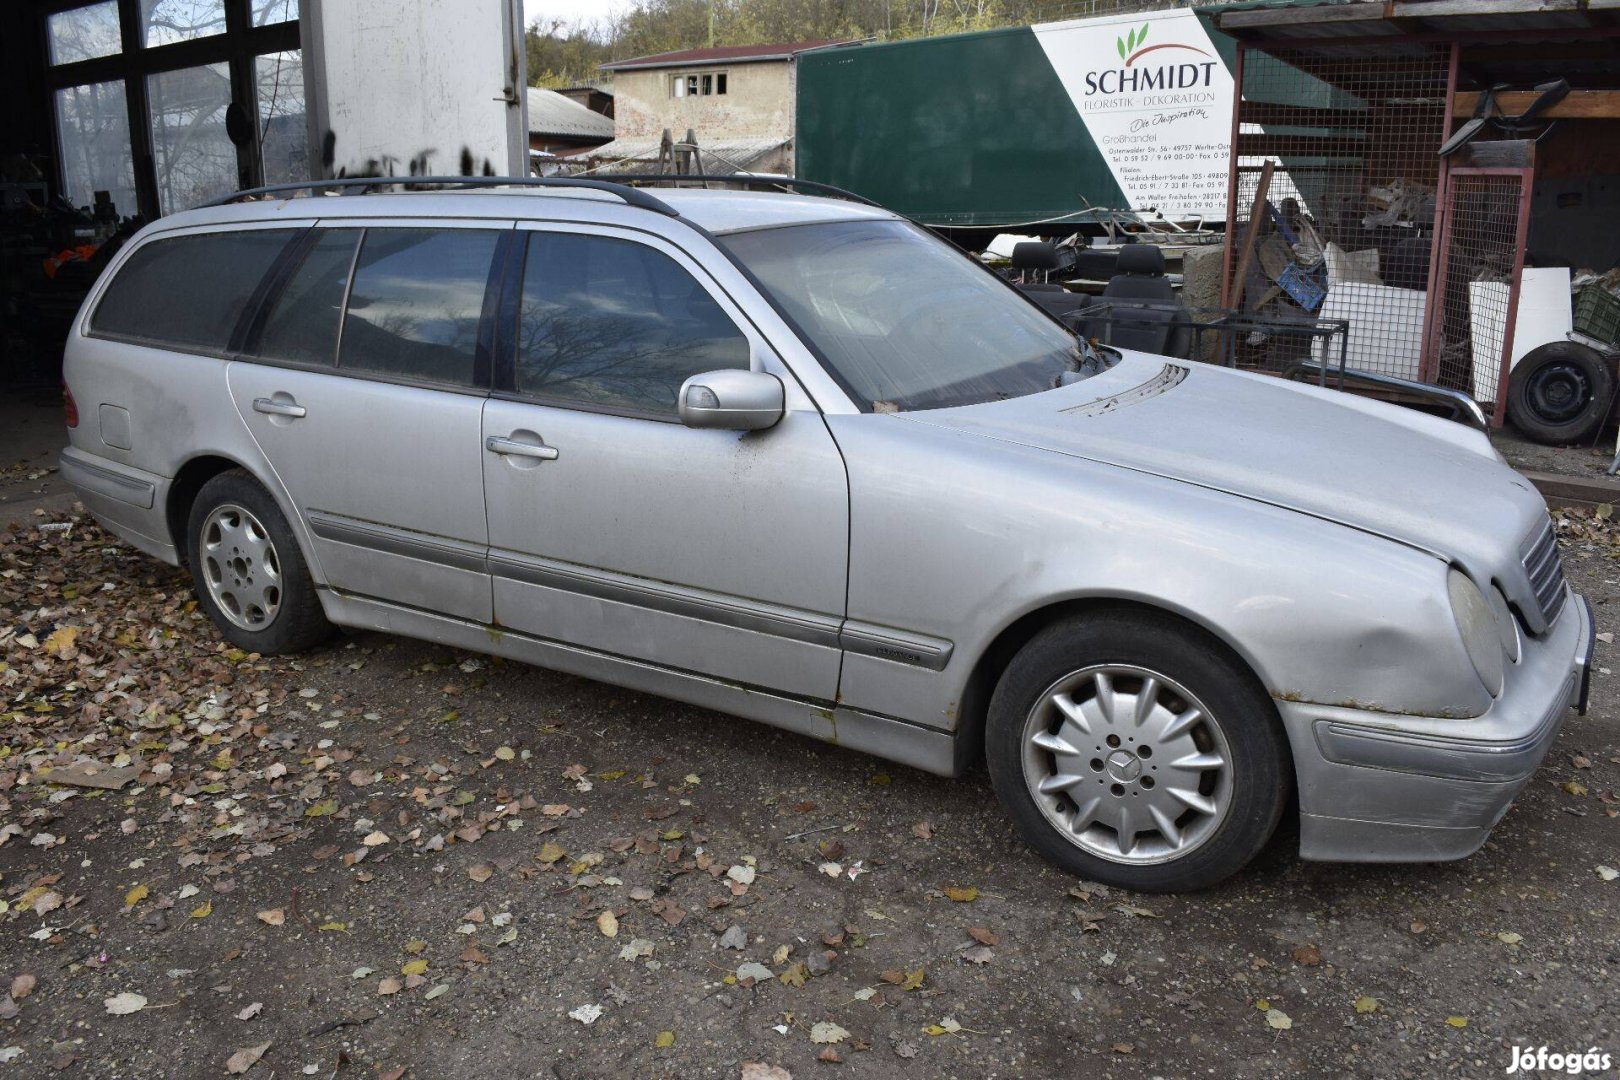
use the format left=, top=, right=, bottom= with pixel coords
left=600, top=40, right=844, bottom=71
left=575, top=136, right=789, bottom=175
left=525, top=88, right=614, bottom=140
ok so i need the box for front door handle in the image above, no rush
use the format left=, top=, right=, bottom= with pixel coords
left=253, top=396, right=306, bottom=419
left=485, top=434, right=559, bottom=461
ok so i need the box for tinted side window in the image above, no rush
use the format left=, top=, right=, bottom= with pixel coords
left=91, top=229, right=295, bottom=351
left=516, top=232, right=749, bottom=416
left=249, top=230, right=360, bottom=366
left=338, top=228, right=499, bottom=387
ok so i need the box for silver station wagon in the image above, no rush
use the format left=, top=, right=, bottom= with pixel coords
left=61, top=177, right=1593, bottom=892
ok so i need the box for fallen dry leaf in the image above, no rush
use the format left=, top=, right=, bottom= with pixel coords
left=224, top=1042, right=269, bottom=1074
left=104, top=992, right=147, bottom=1015
left=256, top=909, right=284, bottom=926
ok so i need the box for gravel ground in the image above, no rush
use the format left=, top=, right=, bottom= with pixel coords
left=1, top=514, right=1617, bottom=1080
left=1493, top=425, right=1619, bottom=483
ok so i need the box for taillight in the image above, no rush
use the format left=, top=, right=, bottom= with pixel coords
left=63, top=383, right=79, bottom=428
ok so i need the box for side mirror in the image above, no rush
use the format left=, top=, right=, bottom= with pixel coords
left=678, top=369, right=784, bottom=431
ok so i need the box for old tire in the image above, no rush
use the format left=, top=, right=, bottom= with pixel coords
left=985, top=610, right=1290, bottom=892
left=186, top=470, right=331, bottom=654
left=1507, top=341, right=1614, bottom=446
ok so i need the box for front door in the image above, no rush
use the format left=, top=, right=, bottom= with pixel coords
left=228, top=223, right=505, bottom=622
left=481, top=224, right=848, bottom=701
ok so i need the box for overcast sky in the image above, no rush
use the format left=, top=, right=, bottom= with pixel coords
left=522, top=0, right=634, bottom=30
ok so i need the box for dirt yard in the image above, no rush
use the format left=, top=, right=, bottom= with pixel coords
left=1, top=512, right=1617, bottom=1079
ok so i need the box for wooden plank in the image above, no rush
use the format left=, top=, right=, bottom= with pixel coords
left=1236, top=134, right=1366, bottom=158
left=1451, top=139, right=1536, bottom=168
left=1239, top=101, right=1373, bottom=128
left=1453, top=89, right=1620, bottom=119
left=1220, top=5, right=1389, bottom=31
left=1391, top=0, right=1582, bottom=17
left=1518, top=469, right=1620, bottom=511
left=1228, top=160, right=1274, bottom=314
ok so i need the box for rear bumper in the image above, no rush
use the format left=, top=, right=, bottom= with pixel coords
left=59, top=448, right=178, bottom=564
left=1285, top=590, right=1592, bottom=862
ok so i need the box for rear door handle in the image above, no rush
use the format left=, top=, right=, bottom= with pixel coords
left=253, top=397, right=306, bottom=418
left=485, top=435, right=559, bottom=461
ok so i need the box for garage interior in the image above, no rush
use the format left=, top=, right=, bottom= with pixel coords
left=1214, top=0, right=1620, bottom=442
left=2, top=1, right=302, bottom=517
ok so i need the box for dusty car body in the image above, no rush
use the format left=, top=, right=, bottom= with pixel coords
left=61, top=181, right=1593, bottom=890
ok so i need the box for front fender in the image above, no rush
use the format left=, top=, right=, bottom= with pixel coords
left=828, top=415, right=1488, bottom=730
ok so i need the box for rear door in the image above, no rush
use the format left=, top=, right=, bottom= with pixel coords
left=227, top=221, right=508, bottom=622
left=479, top=223, right=849, bottom=700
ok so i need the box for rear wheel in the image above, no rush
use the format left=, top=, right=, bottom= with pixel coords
left=986, top=611, right=1290, bottom=892
left=186, top=470, right=331, bottom=654
left=1507, top=341, right=1614, bottom=445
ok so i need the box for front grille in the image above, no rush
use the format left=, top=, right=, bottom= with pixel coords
left=1521, top=519, right=1568, bottom=625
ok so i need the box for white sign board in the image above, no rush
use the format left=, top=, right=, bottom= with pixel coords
left=303, top=0, right=527, bottom=181
left=1034, top=9, right=1234, bottom=218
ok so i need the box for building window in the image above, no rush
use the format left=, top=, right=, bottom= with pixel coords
left=256, top=49, right=306, bottom=185
left=671, top=70, right=728, bottom=98
left=148, top=62, right=237, bottom=213
left=55, top=81, right=138, bottom=217
left=141, top=0, right=228, bottom=47
left=47, top=2, right=123, bottom=65
left=252, top=0, right=297, bottom=26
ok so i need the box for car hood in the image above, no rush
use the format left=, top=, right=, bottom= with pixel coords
left=902, top=351, right=1557, bottom=631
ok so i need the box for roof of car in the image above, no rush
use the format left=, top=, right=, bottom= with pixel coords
left=154, top=186, right=896, bottom=237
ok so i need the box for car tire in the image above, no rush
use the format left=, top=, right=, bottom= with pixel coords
left=186, top=470, right=331, bottom=655
left=1506, top=341, right=1615, bottom=446
left=985, top=609, right=1290, bottom=892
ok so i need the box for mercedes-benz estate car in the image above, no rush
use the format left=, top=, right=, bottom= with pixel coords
left=61, top=178, right=1592, bottom=892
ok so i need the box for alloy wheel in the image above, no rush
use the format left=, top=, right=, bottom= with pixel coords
left=199, top=503, right=282, bottom=631
left=1020, top=664, right=1233, bottom=865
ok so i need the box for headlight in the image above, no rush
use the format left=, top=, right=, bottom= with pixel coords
left=1485, top=584, right=1520, bottom=664
left=1448, top=569, right=1504, bottom=696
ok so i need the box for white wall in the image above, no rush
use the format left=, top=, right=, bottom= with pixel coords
left=303, top=0, right=527, bottom=180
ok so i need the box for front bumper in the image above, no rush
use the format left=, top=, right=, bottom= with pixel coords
left=1284, top=589, right=1592, bottom=862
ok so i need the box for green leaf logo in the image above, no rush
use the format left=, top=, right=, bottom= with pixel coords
left=1119, top=23, right=1151, bottom=61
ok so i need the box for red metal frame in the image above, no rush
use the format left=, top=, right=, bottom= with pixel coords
left=1418, top=42, right=1461, bottom=385
left=1494, top=167, right=1537, bottom=427
left=1219, top=42, right=1245, bottom=310
left=1426, top=166, right=1536, bottom=426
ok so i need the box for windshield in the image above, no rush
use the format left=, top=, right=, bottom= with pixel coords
left=720, top=219, right=1086, bottom=411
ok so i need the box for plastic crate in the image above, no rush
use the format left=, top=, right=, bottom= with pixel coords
left=1574, top=284, right=1620, bottom=346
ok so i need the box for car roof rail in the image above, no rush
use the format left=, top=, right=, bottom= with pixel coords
left=195, top=176, right=681, bottom=216
left=603, top=173, right=885, bottom=209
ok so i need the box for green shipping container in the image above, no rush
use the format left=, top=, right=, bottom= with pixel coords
left=796, top=9, right=1239, bottom=230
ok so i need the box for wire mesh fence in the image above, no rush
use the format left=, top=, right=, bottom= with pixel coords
left=1225, top=42, right=1451, bottom=385
left=1429, top=171, right=1528, bottom=409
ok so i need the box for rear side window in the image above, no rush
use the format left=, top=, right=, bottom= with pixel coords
left=249, top=229, right=360, bottom=367
left=91, top=229, right=295, bottom=351
left=515, top=232, right=749, bottom=416
left=338, top=228, right=500, bottom=387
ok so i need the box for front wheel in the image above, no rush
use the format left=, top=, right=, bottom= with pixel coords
left=186, top=470, right=332, bottom=655
left=985, top=610, right=1290, bottom=892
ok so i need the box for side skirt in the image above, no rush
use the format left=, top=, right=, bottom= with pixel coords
left=320, top=590, right=963, bottom=777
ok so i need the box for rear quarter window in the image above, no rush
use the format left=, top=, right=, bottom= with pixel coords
left=90, top=228, right=296, bottom=352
